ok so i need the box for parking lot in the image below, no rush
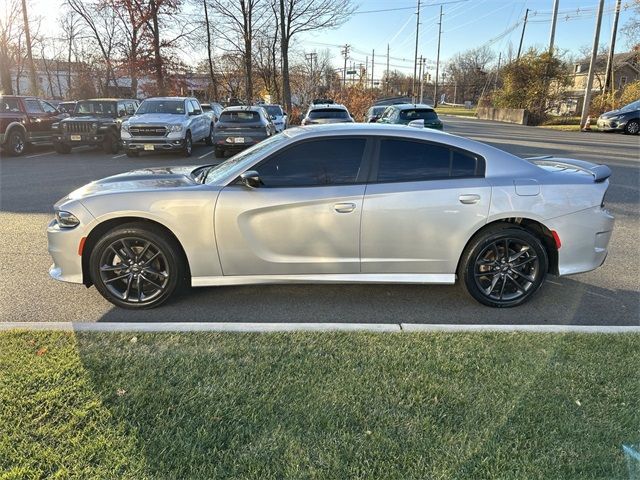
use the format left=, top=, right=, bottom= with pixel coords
left=0, top=116, right=638, bottom=325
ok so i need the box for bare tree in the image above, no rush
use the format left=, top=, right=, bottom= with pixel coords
left=202, top=0, right=219, bottom=100
left=445, top=46, right=495, bottom=103
left=213, top=0, right=268, bottom=104
left=275, top=0, right=354, bottom=111
left=0, top=0, right=23, bottom=94
left=60, top=9, right=84, bottom=97
left=21, top=0, right=38, bottom=94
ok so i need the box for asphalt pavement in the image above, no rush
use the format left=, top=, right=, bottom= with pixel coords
left=1, top=118, right=638, bottom=325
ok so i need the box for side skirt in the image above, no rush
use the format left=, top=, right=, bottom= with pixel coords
left=191, top=273, right=456, bottom=287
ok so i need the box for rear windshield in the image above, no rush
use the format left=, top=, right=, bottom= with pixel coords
left=201, top=105, right=212, bottom=111
left=308, top=108, right=349, bottom=119
left=220, top=111, right=260, bottom=122
left=371, top=106, right=386, bottom=115
left=75, top=101, right=115, bottom=115
left=399, top=109, right=438, bottom=121
left=137, top=100, right=185, bottom=114
left=264, top=105, right=283, bottom=116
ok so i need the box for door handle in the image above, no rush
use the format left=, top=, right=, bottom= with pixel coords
left=334, top=202, right=356, bottom=213
left=459, top=194, right=481, bottom=205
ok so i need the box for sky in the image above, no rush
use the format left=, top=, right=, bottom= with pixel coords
left=23, top=0, right=639, bottom=80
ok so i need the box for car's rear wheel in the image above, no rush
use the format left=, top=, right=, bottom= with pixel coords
left=459, top=225, right=548, bottom=308
left=54, top=142, right=72, bottom=154
left=183, top=132, right=193, bottom=157
left=205, top=125, right=214, bottom=146
left=624, top=119, right=639, bottom=135
left=7, top=129, right=26, bottom=156
left=103, top=132, right=120, bottom=154
left=89, top=224, right=185, bottom=309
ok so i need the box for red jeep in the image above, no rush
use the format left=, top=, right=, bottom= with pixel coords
left=0, top=96, right=67, bottom=156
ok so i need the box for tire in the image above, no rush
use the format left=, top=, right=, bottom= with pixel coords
left=458, top=225, right=548, bottom=308
left=183, top=132, right=193, bottom=157
left=6, top=129, right=26, bottom=156
left=205, top=125, right=214, bottom=146
left=624, top=119, right=639, bottom=135
left=89, top=223, right=186, bottom=309
left=103, top=132, right=120, bottom=154
left=214, top=146, right=225, bottom=158
left=54, top=142, right=72, bottom=154
left=126, top=150, right=139, bottom=157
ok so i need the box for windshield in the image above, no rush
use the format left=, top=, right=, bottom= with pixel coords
left=201, top=105, right=212, bottom=112
left=619, top=100, right=640, bottom=112
left=399, top=109, right=438, bottom=121
left=75, top=101, right=115, bottom=116
left=264, top=105, right=283, bottom=116
left=203, top=134, right=288, bottom=185
left=220, top=111, right=260, bottom=122
left=136, top=100, right=185, bottom=114
left=372, top=106, right=386, bottom=115
left=308, top=109, right=349, bottom=119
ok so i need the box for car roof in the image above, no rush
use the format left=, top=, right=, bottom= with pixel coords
left=84, top=98, right=137, bottom=102
left=143, top=97, right=193, bottom=101
left=392, top=103, right=435, bottom=111
left=224, top=105, right=263, bottom=112
left=308, top=103, right=348, bottom=111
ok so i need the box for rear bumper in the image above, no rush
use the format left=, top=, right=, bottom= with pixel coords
left=546, top=206, right=615, bottom=276
left=213, top=133, right=267, bottom=149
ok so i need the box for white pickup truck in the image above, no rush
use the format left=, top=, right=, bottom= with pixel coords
left=121, top=96, right=214, bottom=157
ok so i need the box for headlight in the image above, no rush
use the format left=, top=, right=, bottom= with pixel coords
left=91, top=122, right=98, bottom=130
left=52, top=122, right=59, bottom=130
left=55, top=210, right=80, bottom=228
left=168, top=125, right=183, bottom=132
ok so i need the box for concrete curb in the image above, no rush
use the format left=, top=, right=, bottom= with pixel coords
left=0, top=322, right=638, bottom=334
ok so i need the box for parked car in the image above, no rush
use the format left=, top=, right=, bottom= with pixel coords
left=121, top=96, right=213, bottom=157
left=0, top=95, right=67, bottom=156
left=213, top=105, right=276, bottom=157
left=301, top=103, right=353, bottom=125
left=364, top=105, right=387, bottom=123
left=52, top=98, right=139, bottom=154
left=47, top=123, right=614, bottom=309
left=597, top=99, right=639, bottom=134
left=377, top=104, right=443, bottom=130
left=57, top=101, right=77, bottom=114
left=201, top=102, right=224, bottom=123
left=262, top=104, right=287, bottom=132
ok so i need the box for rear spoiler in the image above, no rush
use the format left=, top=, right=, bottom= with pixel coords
left=527, top=155, right=612, bottom=183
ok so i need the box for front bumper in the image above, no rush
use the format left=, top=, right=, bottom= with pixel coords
left=47, top=219, right=87, bottom=284
left=124, top=138, right=185, bottom=151
left=597, top=118, right=626, bottom=132
left=54, top=133, right=107, bottom=145
left=546, top=206, right=615, bottom=276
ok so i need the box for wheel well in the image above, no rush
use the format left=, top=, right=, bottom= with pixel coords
left=4, top=123, right=27, bottom=143
left=81, top=217, right=191, bottom=287
left=458, top=218, right=559, bottom=276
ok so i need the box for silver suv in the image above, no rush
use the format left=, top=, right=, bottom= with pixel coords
left=121, top=97, right=213, bottom=157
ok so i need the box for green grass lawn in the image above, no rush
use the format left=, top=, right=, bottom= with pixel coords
left=1, top=331, right=638, bottom=479
left=436, top=105, right=477, bottom=117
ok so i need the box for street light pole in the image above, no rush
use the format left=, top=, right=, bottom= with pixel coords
left=433, top=5, right=443, bottom=107
left=580, top=0, right=605, bottom=130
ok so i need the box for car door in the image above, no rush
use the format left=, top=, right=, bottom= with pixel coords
left=23, top=99, right=49, bottom=141
left=215, top=136, right=372, bottom=275
left=191, top=100, right=206, bottom=138
left=361, top=137, right=491, bottom=274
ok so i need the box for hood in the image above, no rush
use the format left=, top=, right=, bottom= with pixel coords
left=127, top=113, right=186, bottom=125
left=57, top=166, right=201, bottom=205
left=600, top=109, right=623, bottom=119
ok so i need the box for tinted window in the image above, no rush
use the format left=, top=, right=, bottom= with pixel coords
left=377, top=139, right=480, bottom=182
left=24, top=99, right=43, bottom=113
left=399, top=109, right=438, bottom=121
left=137, top=100, right=185, bottom=114
left=264, top=105, right=283, bottom=116
left=255, top=138, right=366, bottom=187
left=201, top=104, right=212, bottom=112
left=220, top=111, right=260, bottom=122
left=308, top=108, right=349, bottom=119
left=190, top=100, right=201, bottom=113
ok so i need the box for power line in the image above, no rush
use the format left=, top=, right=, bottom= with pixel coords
left=353, top=0, right=470, bottom=15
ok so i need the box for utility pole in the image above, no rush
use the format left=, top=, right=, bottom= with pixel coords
left=305, top=52, right=317, bottom=97
left=386, top=44, right=390, bottom=95
left=494, top=51, right=502, bottom=90
left=341, top=44, right=350, bottom=88
left=371, top=49, right=375, bottom=89
left=580, top=0, right=605, bottom=130
left=548, top=0, right=559, bottom=55
left=418, top=56, right=424, bottom=103
left=21, top=0, right=38, bottom=96
left=412, top=0, right=421, bottom=101
left=433, top=5, right=443, bottom=107
left=517, top=8, right=530, bottom=59
left=604, top=0, right=622, bottom=93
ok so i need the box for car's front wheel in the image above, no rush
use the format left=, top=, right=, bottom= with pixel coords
left=103, top=132, right=120, bottom=154
left=6, top=129, right=26, bottom=156
left=89, top=223, right=185, bottom=309
left=624, top=119, right=639, bottom=135
left=459, top=225, right=548, bottom=308
left=205, top=125, right=214, bottom=146
left=183, top=132, right=193, bottom=157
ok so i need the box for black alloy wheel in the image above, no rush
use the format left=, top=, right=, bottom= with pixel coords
left=103, top=132, right=120, bottom=154
left=624, top=119, right=639, bottom=135
left=460, top=226, right=548, bottom=308
left=90, top=224, right=185, bottom=309
left=183, top=132, right=193, bottom=157
left=8, top=129, right=26, bottom=156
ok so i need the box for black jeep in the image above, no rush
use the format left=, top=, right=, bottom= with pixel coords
left=53, top=98, right=139, bottom=154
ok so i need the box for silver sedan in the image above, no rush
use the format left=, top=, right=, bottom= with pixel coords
left=47, top=124, right=614, bottom=309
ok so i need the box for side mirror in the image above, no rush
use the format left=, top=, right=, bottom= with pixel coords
left=408, top=119, right=425, bottom=128
left=240, top=170, right=261, bottom=188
